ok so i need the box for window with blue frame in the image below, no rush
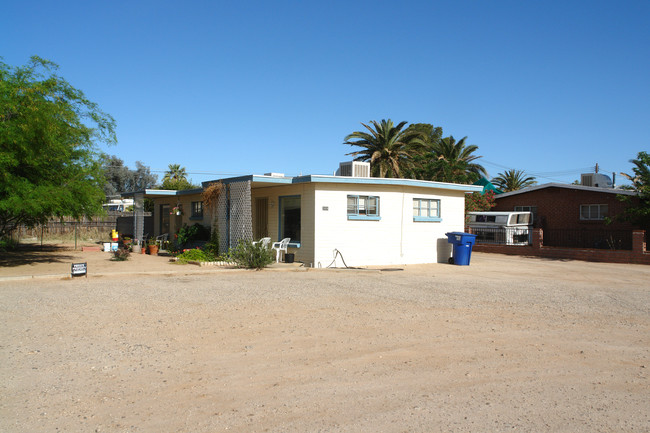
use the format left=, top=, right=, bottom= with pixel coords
left=413, top=198, right=441, bottom=222
left=347, top=195, right=380, bottom=220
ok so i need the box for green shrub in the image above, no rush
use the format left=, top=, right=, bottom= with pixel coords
left=229, top=240, right=274, bottom=269
left=0, top=237, right=18, bottom=252
left=176, top=223, right=211, bottom=246
left=175, top=248, right=216, bottom=263
left=204, top=228, right=220, bottom=256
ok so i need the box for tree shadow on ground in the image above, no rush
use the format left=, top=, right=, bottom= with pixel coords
left=0, top=244, right=75, bottom=267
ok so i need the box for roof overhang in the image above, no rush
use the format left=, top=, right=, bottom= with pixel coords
left=495, top=183, right=637, bottom=198
left=293, top=175, right=483, bottom=192
left=120, top=188, right=204, bottom=198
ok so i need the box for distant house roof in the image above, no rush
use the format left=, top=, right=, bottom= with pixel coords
left=495, top=183, right=637, bottom=199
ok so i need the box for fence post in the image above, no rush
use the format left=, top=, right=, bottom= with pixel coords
left=533, top=228, right=543, bottom=250
left=632, top=230, right=646, bottom=254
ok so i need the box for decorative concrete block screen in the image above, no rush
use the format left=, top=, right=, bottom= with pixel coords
left=217, top=180, right=253, bottom=252
left=217, top=189, right=228, bottom=253
left=133, top=192, right=145, bottom=244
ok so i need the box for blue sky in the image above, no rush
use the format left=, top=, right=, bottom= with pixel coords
left=3, top=0, right=649, bottom=186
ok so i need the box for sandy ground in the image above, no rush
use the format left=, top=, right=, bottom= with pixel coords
left=0, top=244, right=649, bottom=432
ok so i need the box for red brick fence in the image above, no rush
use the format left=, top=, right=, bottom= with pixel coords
left=470, top=228, right=649, bottom=265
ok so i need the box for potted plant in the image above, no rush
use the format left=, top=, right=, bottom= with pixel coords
left=147, top=238, right=159, bottom=255
left=171, top=205, right=183, bottom=216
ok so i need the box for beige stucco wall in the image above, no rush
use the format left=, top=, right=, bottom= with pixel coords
left=250, top=183, right=315, bottom=264
left=152, top=193, right=211, bottom=240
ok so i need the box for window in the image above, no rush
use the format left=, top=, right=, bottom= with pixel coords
left=514, top=206, right=537, bottom=223
left=191, top=201, right=203, bottom=219
left=279, top=195, right=301, bottom=243
left=580, top=204, right=608, bottom=220
left=413, top=198, right=441, bottom=222
left=347, top=195, right=380, bottom=220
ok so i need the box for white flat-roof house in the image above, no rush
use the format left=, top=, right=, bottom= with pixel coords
left=124, top=163, right=482, bottom=267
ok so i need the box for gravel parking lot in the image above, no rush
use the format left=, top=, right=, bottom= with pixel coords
left=1, top=248, right=649, bottom=432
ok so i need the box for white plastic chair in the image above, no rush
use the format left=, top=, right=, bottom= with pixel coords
left=271, top=238, right=291, bottom=263
left=255, top=237, right=271, bottom=248
left=156, top=233, right=169, bottom=248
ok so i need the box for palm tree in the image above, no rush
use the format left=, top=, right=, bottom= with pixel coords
left=620, top=151, right=650, bottom=192
left=344, top=119, right=425, bottom=178
left=163, top=164, right=187, bottom=183
left=426, top=136, right=487, bottom=183
left=491, top=169, right=537, bottom=192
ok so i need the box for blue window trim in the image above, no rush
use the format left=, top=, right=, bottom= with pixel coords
left=348, top=215, right=381, bottom=221
left=347, top=195, right=381, bottom=221
left=413, top=198, right=441, bottom=222
left=413, top=216, right=442, bottom=222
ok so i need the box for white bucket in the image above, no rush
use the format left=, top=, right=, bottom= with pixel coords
left=110, top=242, right=118, bottom=252
left=103, top=243, right=111, bottom=252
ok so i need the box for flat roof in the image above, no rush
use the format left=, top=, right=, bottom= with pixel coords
left=123, top=175, right=483, bottom=197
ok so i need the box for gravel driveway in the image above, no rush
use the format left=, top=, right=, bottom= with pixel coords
left=1, top=253, right=649, bottom=432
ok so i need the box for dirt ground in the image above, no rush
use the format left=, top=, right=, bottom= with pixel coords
left=1, top=243, right=649, bottom=432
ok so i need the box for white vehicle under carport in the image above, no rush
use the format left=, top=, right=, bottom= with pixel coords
left=467, top=211, right=533, bottom=245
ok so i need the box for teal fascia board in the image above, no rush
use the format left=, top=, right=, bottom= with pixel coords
left=121, top=189, right=178, bottom=197
left=202, top=175, right=293, bottom=187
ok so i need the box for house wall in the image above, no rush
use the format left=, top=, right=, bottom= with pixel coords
left=493, top=187, right=637, bottom=231
left=250, top=183, right=316, bottom=264
left=311, top=184, right=466, bottom=267
left=152, top=193, right=211, bottom=239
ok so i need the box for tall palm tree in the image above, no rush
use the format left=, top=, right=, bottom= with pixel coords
left=344, top=119, right=425, bottom=178
left=491, top=169, right=537, bottom=192
left=427, top=136, right=487, bottom=183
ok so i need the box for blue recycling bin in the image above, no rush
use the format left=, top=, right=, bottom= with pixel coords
left=445, top=232, right=477, bottom=266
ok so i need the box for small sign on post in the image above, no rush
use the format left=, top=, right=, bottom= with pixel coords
left=71, top=262, right=87, bottom=278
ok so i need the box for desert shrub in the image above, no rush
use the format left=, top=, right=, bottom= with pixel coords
left=175, top=248, right=216, bottom=263
left=176, top=223, right=211, bottom=246
left=204, top=228, right=220, bottom=256
left=112, top=247, right=131, bottom=261
left=229, top=240, right=274, bottom=269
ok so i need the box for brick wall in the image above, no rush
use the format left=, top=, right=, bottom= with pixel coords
left=472, top=228, right=650, bottom=265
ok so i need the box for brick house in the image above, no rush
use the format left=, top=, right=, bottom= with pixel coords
left=493, top=183, right=638, bottom=230
left=492, top=183, right=639, bottom=249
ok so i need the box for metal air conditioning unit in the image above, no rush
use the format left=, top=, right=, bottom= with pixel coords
left=580, top=173, right=613, bottom=188
left=336, top=161, right=370, bottom=178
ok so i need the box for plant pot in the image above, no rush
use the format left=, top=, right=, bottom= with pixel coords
left=141, top=247, right=147, bottom=254
left=148, top=245, right=159, bottom=255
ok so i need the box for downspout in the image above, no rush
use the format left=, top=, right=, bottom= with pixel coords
left=400, top=189, right=405, bottom=258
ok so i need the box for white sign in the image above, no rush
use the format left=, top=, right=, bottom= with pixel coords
left=71, top=262, right=87, bottom=277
